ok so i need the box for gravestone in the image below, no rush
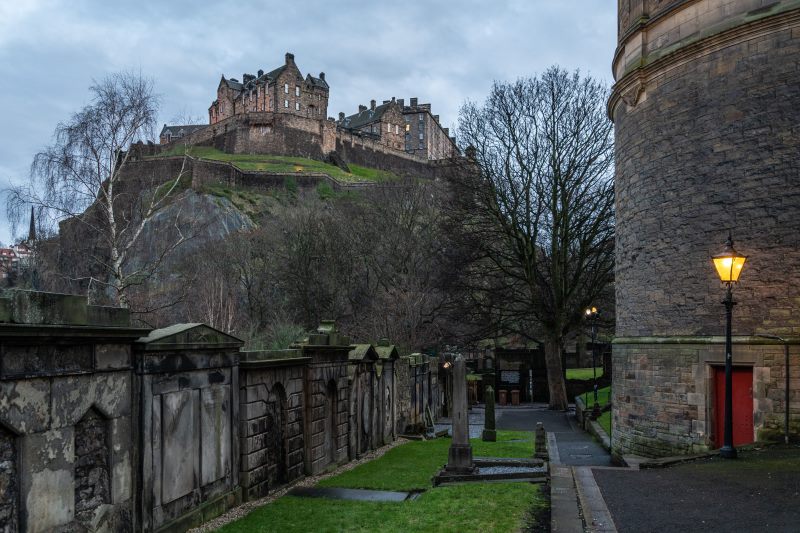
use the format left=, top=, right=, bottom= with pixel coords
left=482, top=385, right=496, bottom=442
left=445, top=356, right=474, bottom=474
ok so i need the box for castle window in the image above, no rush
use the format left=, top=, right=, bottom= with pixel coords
left=284, top=99, right=289, bottom=108
left=295, top=102, right=300, bottom=111
left=419, top=132, right=424, bottom=140
left=395, top=125, right=399, bottom=134
left=284, top=83, right=289, bottom=94
left=295, top=87, right=300, bottom=97
left=387, top=123, right=391, bottom=133
left=419, top=114, right=424, bottom=122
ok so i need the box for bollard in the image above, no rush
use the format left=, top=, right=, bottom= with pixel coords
left=482, top=385, right=497, bottom=442
left=534, top=422, right=548, bottom=460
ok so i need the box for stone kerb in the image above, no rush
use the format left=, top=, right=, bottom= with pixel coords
left=134, top=323, right=243, bottom=532
left=0, top=290, right=146, bottom=533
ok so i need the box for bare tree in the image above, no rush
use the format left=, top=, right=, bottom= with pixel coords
left=6, top=72, right=192, bottom=308
left=451, top=67, right=615, bottom=409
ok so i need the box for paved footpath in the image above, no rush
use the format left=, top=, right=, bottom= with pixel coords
left=497, top=405, right=617, bottom=532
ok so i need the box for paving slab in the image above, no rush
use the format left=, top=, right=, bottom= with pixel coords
left=288, top=486, right=418, bottom=502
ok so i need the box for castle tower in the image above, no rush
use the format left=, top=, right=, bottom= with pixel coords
left=610, top=1, right=800, bottom=457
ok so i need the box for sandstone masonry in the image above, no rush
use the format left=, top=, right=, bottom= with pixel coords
left=610, top=0, right=800, bottom=457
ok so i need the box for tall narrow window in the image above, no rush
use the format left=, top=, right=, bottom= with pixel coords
left=284, top=99, right=289, bottom=108
left=295, top=102, right=300, bottom=111
left=387, top=123, right=391, bottom=133
left=295, top=87, right=300, bottom=97
left=395, top=125, right=399, bottom=134
left=284, top=83, right=289, bottom=94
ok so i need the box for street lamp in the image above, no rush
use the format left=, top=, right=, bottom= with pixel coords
left=585, top=306, right=600, bottom=419
left=711, top=233, right=747, bottom=459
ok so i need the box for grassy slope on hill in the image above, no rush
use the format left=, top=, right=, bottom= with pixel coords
left=151, top=145, right=397, bottom=183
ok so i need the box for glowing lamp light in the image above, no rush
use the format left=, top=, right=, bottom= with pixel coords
left=712, top=234, right=747, bottom=283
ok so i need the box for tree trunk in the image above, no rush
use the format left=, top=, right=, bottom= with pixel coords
left=544, top=338, right=568, bottom=410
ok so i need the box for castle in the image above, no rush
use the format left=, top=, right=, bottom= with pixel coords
left=160, top=52, right=457, bottom=165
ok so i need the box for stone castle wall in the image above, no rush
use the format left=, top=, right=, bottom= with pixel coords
left=610, top=0, right=800, bottom=456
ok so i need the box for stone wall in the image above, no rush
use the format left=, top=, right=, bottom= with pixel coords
left=0, top=290, right=143, bottom=532
left=238, top=352, right=308, bottom=501
left=135, top=324, right=242, bottom=532
left=612, top=339, right=800, bottom=457
left=610, top=1, right=800, bottom=456
left=0, top=293, right=445, bottom=530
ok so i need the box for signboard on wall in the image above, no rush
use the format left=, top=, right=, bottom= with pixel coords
left=500, top=370, right=520, bottom=385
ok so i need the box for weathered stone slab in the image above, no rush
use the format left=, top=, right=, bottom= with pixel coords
left=201, top=386, right=231, bottom=486
left=161, top=389, right=199, bottom=503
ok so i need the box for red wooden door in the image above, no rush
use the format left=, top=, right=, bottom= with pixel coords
left=714, top=366, right=754, bottom=448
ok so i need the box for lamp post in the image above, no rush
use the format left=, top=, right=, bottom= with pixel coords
left=712, top=233, right=747, bottom=459
left=585, top=306, right=600, bottom=419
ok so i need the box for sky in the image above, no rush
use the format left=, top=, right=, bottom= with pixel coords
left=0, top=0, right=616, bottom=245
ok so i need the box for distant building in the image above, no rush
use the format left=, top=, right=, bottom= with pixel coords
left=0, top=248, right=17, bottom=279
left=208, top=52, right=329, bottom=125
left=159, top=124, right=206, bottom=145
left=400, top=97, right=457, bottom=160
left=337, top=97, right=457, bottom=160
left=336, top=98, right=406, bottom=152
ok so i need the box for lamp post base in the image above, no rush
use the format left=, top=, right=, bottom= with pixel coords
left=719, top=445, right=737, bottom=459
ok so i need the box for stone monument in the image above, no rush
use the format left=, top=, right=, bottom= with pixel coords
left=445, top=356, right=475, bottom=473
left=482, top=385, right=496, bottom=442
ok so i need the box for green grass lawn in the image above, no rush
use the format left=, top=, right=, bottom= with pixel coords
left=318, top=431, right=533, bottom=491
left=565, top=367, right=603, bottom=380
left=219, top=431, right=543, bottom=532
left=152, top=145, right=397, bottom=183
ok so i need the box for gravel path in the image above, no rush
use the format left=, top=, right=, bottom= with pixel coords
left=189, top=438, right=409, bottom=532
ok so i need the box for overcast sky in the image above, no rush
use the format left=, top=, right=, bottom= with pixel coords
left=0, top=0, right=616, bottom=245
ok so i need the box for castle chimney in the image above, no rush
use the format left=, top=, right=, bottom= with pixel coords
left=382, top=100, right=390, bottom=105
left=391, top=96, right=396, bottom=103
left=338, top=111, right=345, bottom=121
left=359, top=105, right=367, bottom=112
left=410, top=97, right=418, bottom=107
left=319, top=72, right=325, bottom=81
left=397, top=98, right=404, bottom=107
left=285, top=52, right=295, bottom=65
left=370, top=99, right=376, bottom=110
left=443, top=127, right=449, bottom=136
left=434, top=114, right=439, bottom=122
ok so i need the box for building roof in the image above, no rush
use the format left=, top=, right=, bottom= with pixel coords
left=306, top=73, right=329, bottom=89
left=348, top=343, right=379, bottom=361
left=160, top=124, right=206, bottom=138
left=221, top=76, right=243, bottom=91
left=341, top=102, right=394, bottom=130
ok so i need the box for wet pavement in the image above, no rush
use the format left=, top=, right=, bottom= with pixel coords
left=496, top=406, right=612, bottom=467
left=593, top=445, right=800, bottom=533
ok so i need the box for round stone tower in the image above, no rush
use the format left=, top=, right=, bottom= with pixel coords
left=610, top=0, right=800, bottom=457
